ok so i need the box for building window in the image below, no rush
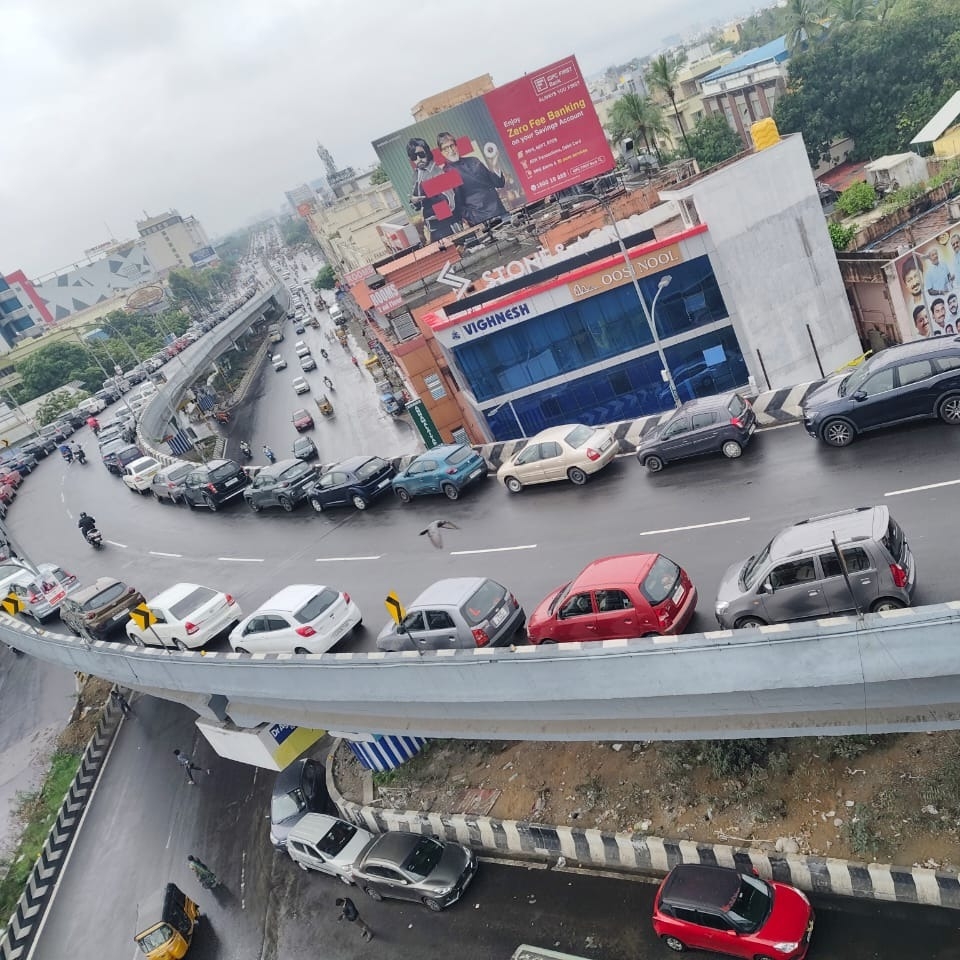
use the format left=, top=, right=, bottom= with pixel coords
left=423, top=372, right=447, bottom=400
left=451, top=427, right=469, bottom=445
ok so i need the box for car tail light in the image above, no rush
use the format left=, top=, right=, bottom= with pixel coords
left=295, top=625, right=316, bottom=638
left=206, top=483, right=217, bottom=493
left=342, top=592, right=351, bottom=605
left=225, top=594, right=236, bottom=606
left=446, top=467, right=457, bottom=475
left=84, top=612, right=95, bottom=621
left=472, top=626, right=490, bottom=647
left=185, top=621, right=199, bottom=635
left=585, top=447, right=601, bottom=461
left=890, top=563, right=908, bottom=588
left=730, top=416, right=744, bottom=428
left=28, top=591, right=40, bottom=603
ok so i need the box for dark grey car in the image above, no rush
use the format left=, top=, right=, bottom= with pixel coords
left=244, top=458, right=319, bottom=512
left=269, top=758, right=334, bottom=849
left=352, top=832, right=477, bottom=912
left=715, top=505, right=916, bottom=628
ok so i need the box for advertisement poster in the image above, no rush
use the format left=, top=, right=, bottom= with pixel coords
left=372, top=56, right=613, bottom=243
left=892, top=225, right=960, bottom=341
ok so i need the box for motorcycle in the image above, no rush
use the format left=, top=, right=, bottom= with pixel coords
left=213, top=410, right=230, bottom=424
left=74, top=448, right=87, bottom=465
left=322, top=377, right=334, bottom=392
left=320, top=348, right=329, bottom=360
left=84, top=527, right=103, bottom=550
left=239, top=441, right=253, bottom=461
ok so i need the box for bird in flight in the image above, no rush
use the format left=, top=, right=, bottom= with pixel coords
left=419, top=519, right=460, bottom=549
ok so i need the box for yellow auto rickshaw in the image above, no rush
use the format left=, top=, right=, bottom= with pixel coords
left=134, top=883, right=200, bottom=959
left=316, top=393, right=334, bottom=418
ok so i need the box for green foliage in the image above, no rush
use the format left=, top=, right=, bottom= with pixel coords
left=836, top=181, right=877, bottom=215
left=701, top=740, right=773, bottom=778
left=313, top=265, right=337, bottom=291
left=281, top=217, right=313, bottom=248
left=828, top=222, right=858, bottom=250
left=370, top=164, right=389, bottom=185
left=733, top=6, right=791, bottom=51
left=920, top=743, right=960, bottom=817
left=817, top=734, right=876, bottom=758
left=686, top=115, right=743, bottom=171
left=843, top=802, right=886, bottom=858
left=16, top=342, right=100, bottom=397
left=646, top=54, right=691, bottom=152
left=784, top=0, right=827, bottom=54
left=878, top=182, right=926, bottom=214
left=37, top=389, right=84, bottom=425
left=607, top=92, right=668, bottom=159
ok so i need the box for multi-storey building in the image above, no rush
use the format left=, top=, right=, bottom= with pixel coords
left=135, top=210, right=216, bottom=275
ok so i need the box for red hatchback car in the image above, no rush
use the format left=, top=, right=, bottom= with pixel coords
left=653, top=864, right=814, bottom=959
left=527, top=553, right=697, bottom=644
left=292, top=408, right=315, bottom=432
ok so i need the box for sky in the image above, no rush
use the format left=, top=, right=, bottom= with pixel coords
left=0, top=0, right=756, bottom=279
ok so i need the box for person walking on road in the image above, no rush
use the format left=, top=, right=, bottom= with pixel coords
left=111, top=688, right=132, bottom=716
left=336, top=897, right=373, bottom=941
left=187, top=855, right=220, bottom=890
left=174, top=748, right=208, bottom=785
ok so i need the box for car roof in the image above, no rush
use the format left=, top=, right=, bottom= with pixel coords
left=570, top=554, right=661, bottom=588
left=767, top=506, right=887, bottom=561
left=672, top=391, right=743, bottom=414
left=261, top=459, right=302, bottom=477
left=146, top=582, right=208, bottom=607
left=127, top=456, right=158, bottom=472
left=329, top=455, right=380, bottom=472
left=362, top=831, right=420, bottom=865
left=412, top=577, right=490, bottom=606
left=660, top=864, right=742, bottom=908
left=157, top=461, right=192, bottom=478
left=260, top=584, right=331, bottom=612
left=293, top=408, right=311, bottom=417
left=71, top=577, right=124, bottom=602
left=200, top=458, right=234, bottom=472
left=862, top=334, right=960, bottom=369
left=273, top=757, right=310, bottom=795
left=412, top=444, right=465, bottom=462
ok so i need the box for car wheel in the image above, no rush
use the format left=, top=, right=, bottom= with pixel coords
left=352, top=494, right=368, bottom=510
left=174, top=639, right=189, bottom=651
left=234, top=646, right=251, bottom=655
left=396, top=487, right=412, bottom=503
left=735, top=616, right=767, bottom=629
left=279, top=497, right=294, bottom=512
left=248, top=500, right=261, bottom=513
left=871, top=597, right=905, bottom=613
left=204, top=495, right=218, bottom=512
left=294, top=646, right=310, bottom=655
left=938, top=394, right=960, bottom=424
left=504, top=476, right=523, bottom=494
left=821, top=418, right=855, bottom=447
left=442, top=482, right=460, bottom=500
left=721, top=440, right=743, bottom=459
left=538, top=638, right=556, bottom=645
left=353, top=619, right=364, bottom=632
left=310, top=497, right=324, bottom=513
left=363, top=886, right=383, bottom=902
left=567, top=466, right=588, bottom=485
left=423, top=897, right=443, bottom=912
left=130, top=633, right=145, bottom=647
left=644, top=455, right=664, bottom=473
left=661, top=935, right=687, bottom=953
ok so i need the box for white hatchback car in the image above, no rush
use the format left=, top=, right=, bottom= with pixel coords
left=286, top=814, right=374, bottom=881
left=292, top=376, right=310, bottom=395
left=126, top=582, right=241, bottom=650
left=122, top=456, right=163, bottom=493
left=496, top=423, right=618, bottom=492
left=229, top=584, right=362, bottom=654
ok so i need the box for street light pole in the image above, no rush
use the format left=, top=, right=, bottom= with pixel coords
left=488, top=400, right=527, bottom=439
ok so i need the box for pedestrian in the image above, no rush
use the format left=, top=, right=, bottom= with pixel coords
left=111, top=688, right=132, bottom=716
left=336, top=896, right=373, bottom=941
left=351, top=356, right=359, bottom=368
left=187, top=855, right=220, bottom=889
left=173, top=748, right=208, bottom=785
left=263, top=444, right=276, bottom=464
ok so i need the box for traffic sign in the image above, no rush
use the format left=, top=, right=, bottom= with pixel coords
left=384, top=592, right=405, bottom=625
left=129, top=604, right=157, bottom=631
left=1, top=592, right=22, bottom=616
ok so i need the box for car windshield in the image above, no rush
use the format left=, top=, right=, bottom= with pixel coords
left=169, top=587, right=216, bottom=619
left=838, top=360, right=877, bottom=397
left=445, top=446, right=472, bottom=465
left=741, top=541, right=774, bottom=590
left=209, top=462, right=239, bottom=482
left=271, top=788, right=305, bottom=822
left=563, top=424, right=594, bottom=448
left=640, top=556, right=680, bottom=605
left=295, top=588, right=339, bottom=623
left=355, top=458, right=387, bottom=481
left=316, top=820, right=358, bottom=856
left=548, top=582, right=574, bottom=614
left=462, top=580, right=506, bottom=625
left=85, top=582, right=126, bottom=610
left=728, top=394, right=747, bottom=417
left=725, top=873, right=772, bottom=931
left=401, top=837, right=444, bottom=878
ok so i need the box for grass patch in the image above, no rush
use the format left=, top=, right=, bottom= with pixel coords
left=0, top=749, right=82, bottom=922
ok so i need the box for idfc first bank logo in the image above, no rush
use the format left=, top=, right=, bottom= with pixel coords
left=451, top=303, right=531, bottom=341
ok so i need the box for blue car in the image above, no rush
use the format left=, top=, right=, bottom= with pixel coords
left=392, top=444, right=487, bottom=503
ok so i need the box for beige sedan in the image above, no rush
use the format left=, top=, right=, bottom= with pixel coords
left=496, top=423, right=618, bottom=492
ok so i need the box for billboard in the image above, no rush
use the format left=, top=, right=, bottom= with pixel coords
left=892, top=225, right=960, bottom=341
left=372, top=55, right=614, bottom=243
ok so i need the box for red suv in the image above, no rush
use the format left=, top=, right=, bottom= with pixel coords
left=527, top=553, right=697, bottom=644
left=652, top=864, right=814, bottom=958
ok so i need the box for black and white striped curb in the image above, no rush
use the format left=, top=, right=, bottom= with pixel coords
left=0, top=694, right=124, bottom=960
left=327, top=740, right=960, bottom=910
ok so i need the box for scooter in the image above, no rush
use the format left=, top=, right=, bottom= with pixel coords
left=320, top=348, right=329, bottom=360
left=84, top=528, right=103, bottom=550
left=75, top=448, right=87, bottom=465
left=322, top=377, right=334, bottom=392
left=239, top=441, right=253, bottom=461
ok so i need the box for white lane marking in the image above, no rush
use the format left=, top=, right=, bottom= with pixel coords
left=106, top=540, right=128, bottom=548
left=639, top=517, right=750, bottom=537
left=149, top=551, right=183, bottom=558
left=884, top=478, right=960, bottom=497
left=60, top=492, right=65, bottom=502
left=315, top=555, right=382, bottom=562
left=217, top=556, right=265, bottom=563
left=450, top=544, right=538, bottom=556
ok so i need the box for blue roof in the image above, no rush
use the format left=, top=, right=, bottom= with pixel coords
left=703, top=36, right=789, bottom=82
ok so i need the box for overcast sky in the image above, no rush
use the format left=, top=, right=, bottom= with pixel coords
left=1, top=0, right=756, bottom=278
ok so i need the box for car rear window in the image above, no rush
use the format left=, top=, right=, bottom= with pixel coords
left=640, top=556, right=680, bottom=605
left=727, top=394, right=747, bottom=417
left=209, top=461, right=240, bottom=482
left=355, top=458, right=388, bottom=481
left=882, top=516, right=906, bottom=563
left=564, top=424, right=594, bottom=448
left=445, top=446, right=473, bottom=465
left=461, top=580, right=506, bottom=625
left=168, top=464, right=193, bottom=482
left=85, top=582, right=127, bottom=610
left=169, top=587, right=217, bottom=619
left=295, top=588, right=340, bottom=623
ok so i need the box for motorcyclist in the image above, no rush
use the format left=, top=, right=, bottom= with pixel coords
left=59, top=443, right=73, bottom=463
left=322, top=376, right=334, bottom=391
left=78, top=512, right=97, bottom=541
left=71, top=441, right=86, bottom=464
left=263, top=445, right=276, bottom=464
left=239, top=440, right=252, bottom=460
left=86, top=416, right=100, bottom=435
left=320, top=348, right=329, bottom=360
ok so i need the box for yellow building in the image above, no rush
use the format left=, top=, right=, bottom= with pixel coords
left=911, top=90, right=960, bottom=159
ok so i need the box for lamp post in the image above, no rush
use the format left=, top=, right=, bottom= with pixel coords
left=577, top=192, right=681, bottom=408
left=488, top=399, right=526, bottom=439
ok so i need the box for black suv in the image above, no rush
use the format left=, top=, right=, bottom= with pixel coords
left=637, top=391, right=757, bottom=472
left=181, top=458, right=249, bottom=511
left=308, top=455, right=397, bottom=512
left=244, top=459, right=318, bottom=513
left=802, top=335, right=960, bottom=446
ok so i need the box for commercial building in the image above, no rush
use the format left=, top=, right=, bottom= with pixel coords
left=0, top=276, right=40, bottom=351
left=3, top=270, right=54, bottom=327
left=135, top=210, right=216, bottom=275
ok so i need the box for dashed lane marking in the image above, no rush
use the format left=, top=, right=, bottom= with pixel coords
left=106, top=541, right=128, bottom=548
left=315, top=555, right=382, bottom=562
left=884, top=478, right=960, bottom=497
left=638, top=517, right=751, bottom=537
left=217, top=556, right=265, bottom=563
left=149, top=551, right=183, bottom=558
left=450, top=544, right=538, bottom=556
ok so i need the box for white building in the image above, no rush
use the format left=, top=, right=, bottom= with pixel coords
left=135, top=210, right=216, bottom=275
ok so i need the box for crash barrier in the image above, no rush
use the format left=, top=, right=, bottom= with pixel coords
left=5, top=604, right=960, bottom=742
left=325, top=739, right=960, bottom=910
left=0, top=692, right=125, bottom=960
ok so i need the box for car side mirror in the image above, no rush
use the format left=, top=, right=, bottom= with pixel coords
left=852, top=390, right=867, bottom=402
left=760, top=581, right=774, bottom=595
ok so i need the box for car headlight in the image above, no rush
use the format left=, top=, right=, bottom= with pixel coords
left=715, top=601, right=729, bottom=613
left=773, top=943, right=799, bottom=954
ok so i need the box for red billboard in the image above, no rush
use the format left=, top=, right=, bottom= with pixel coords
left=372, top=56, right=614, bottom=243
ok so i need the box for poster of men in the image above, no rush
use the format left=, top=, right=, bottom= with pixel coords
left=893, top=226, right=960, bottom=340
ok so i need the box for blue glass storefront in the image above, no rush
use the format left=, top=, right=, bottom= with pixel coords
left=448, top=255, right=749, bottom=440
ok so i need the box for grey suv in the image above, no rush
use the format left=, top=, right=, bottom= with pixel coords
left=244, top=458, right=319, bottom=512
left=715, top=506, right=915, bottom=628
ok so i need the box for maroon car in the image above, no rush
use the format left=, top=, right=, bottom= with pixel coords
left=292, top=408, right=315, bottom=432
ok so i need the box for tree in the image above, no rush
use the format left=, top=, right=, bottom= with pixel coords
left=685, top=115, right=743, bottom=170
left=168, top=269, right=214, bottom=310
left=16, top=342, right=101, bottom=397
left=607, top=93, right=668, bottom=160
left=646, top=54, right=691, bottom=154
left=370, top=165, right=389, bottom=185
left=830, top=0, right=875, bottom=28
left=313, top=265, right=337, bottom=291
left=37, top=389, right=81, bottom=426
left=784, top=0, right=826, bottom=54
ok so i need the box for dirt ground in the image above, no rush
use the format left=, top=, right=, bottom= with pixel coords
left=335, top=733, right=960, bottom=869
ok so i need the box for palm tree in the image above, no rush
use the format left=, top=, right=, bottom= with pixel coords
left=646, top=54, right=691, bottom=155
left=608, top=93, right=669, bottom=163
left=784, top=0, right=826, bottom=54
left=830, top=0, right=875, bottom=27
